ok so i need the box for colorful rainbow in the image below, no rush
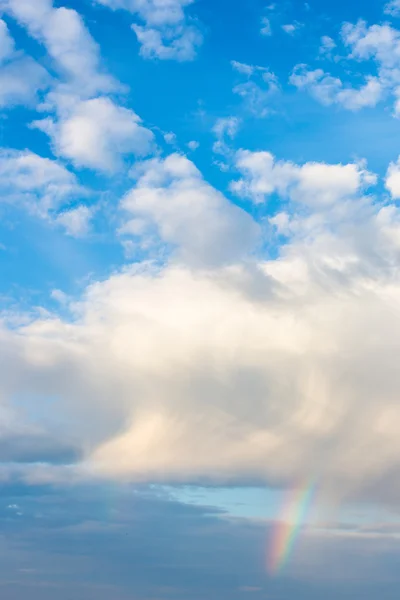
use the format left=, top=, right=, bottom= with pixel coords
left=268, top=480, right=316, bottom=576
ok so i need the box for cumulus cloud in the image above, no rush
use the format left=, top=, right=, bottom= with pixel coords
left=94, top=0, right=203, bottom=61
left=0, top=149, right=83, bottom=219
left=319, top=35, right=336, bottom=58
left=384, top=0, right=400, bottom=15
left=0, top=56, right=49, bottom=108
left=0, top=0, right=115, bottom=95
left=0, top=18, right=49, bottom=108
left=289, top=20, right=400, bottom=114
left=55, top=205, right=93, bottom=237
left=290, top=65, right=383, bottom=110
left=231, top=149, right=376, bottom=206
left=32, top=96, right=154, bottom=172
left=385, top=156, right=400, bottom=198
left=120, top=153, right=259, bottom=265
left=3, top=151, right=400, bottom=509
left=340, top=20, right=400, bottom=114
left=1, top=1, right=155, bottom=174
left=0, top=18, right=14, bottom=61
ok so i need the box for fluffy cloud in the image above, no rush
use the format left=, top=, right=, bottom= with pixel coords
left=290, top=65, right=383, bottom=110
left=319, top=35, right=336, bottom=58
left=0, top=149, right=83, bottom=216
left=95, top=0, right=203, bottom=61
left=120, top=153, right=259, bottom=265
left=0, top=1, right=154, bottom=173
left=32, top=96, right=154, bottom=172
left=0, top=56, right=49, bottom=108
left=0, top=18, right=14, bottom=60
left=0, top=148, right=92, bottom=236
left=231, top=149, right=376, bottom=206
left=290, top=20, right=400, bottom=114
left=282, top=22, right=302, bottom=35
left=384, top=0, right=400, bottom=15
left=385, top=156, right=400, bottom=198
left=55, top=205, right=93, bottom=237
left=0, top=0, right=115, bottom=95
left=0, top=18, right=49, bottom=108
left=3, top=152, right=400, bottom=509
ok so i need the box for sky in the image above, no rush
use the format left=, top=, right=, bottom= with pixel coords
left=2, top=0, right=400, bottom=597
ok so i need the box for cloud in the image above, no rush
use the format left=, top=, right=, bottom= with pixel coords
left=120, top=153, right=259, bottom=265
left=231, top=61, right=279, bottom=117
left=385, top=156, right=400, bottom=198
left=32, top=96, right=154, bottom=172
left=0, top=18, right=14, bottom=61
left=260, top=17, right=272, bottom=37
left=3, top=151, right=400, bottom=509
left=132, top=21, right=202, bottom=61
left=1, top=481, right=400, bottom=600
left=0, top=0, right=115, bottom=95
left=187, top=140, right=199, bottom=151
left=231, top=149, right=376, bottom=206
left=0, top=56, right=49, bottom=108
left=55, top=205, right=93, bottom=237
left=94, top=0, right=203, bottom=61
left=290, top=65, right=383, bottom=110
left=1, top=1, right=155, bottom=174
left=212, top=116, right=241, bottom=156
left=282, top=23, right=299, bottom=35
left=340, top=20, right=400, bottom=114
left=0, top=149, right=83, bottom=218
left=384, top=0, right=400, bottom=16
left=319, top=35, right=336, bottom=58
left=0, top=18, right=49, bottom=108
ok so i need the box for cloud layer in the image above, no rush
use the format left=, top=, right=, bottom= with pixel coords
left=2, top=150, right=400, bottom=509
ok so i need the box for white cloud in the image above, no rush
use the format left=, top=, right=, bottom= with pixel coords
left=3, top=152, right=400, bottom=508
left=0, top=149, right=82, bottom=216
left=231, top=149, right=376, bottom=206
left=231, top=61, right=279, bottom=117
left=94, top=0, right=202, bottom=61
left=319, top=35, right=336, bottom=58
left=260, top=17, right=272, bottom=37
left=290, top=65, right=383, bottom=110
left=384, top=0, right=400, bottom=16
left=2, top=2, right=154, bottom=174
left=282, top=22, right=301, bottom=35
left=0, top=18, right=14, bottom=62
left=0, top=56, right=49, bottom=108
left=0, top=18, right=50, bottom=108
left=231, top=60, right=256, bottom=76
left=55, top=205, right=93, bottom=237
left=187, top=140, right=199, bottom=151
left=132, top=22, right=202, bottom=61
left=164, top=132, right=177, bottom=144
left=1, top=0, right=115, bottom=95
left=32, top=96, right=154, bottom=172
left=120, top=153, right=260, bottom=266
left=385, top=157, right=400, bottom=198
left=212, top=116, right=241, bottom=156
left=340, top=20, right=400, bottom=113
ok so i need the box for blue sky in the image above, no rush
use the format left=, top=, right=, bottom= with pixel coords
left=2, top=0, right=400, bottom=597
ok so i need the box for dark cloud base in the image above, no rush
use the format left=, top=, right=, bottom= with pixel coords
left=0, top=482, right=399, bottom=599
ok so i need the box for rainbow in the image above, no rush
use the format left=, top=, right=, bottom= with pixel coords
left=268, top=480, right=316, bottom=576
